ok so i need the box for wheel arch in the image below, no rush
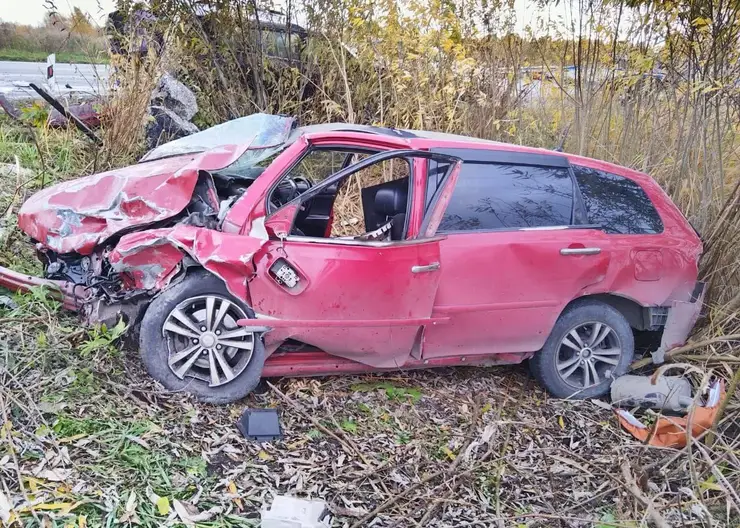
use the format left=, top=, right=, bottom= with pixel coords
left=177, top=264, right=256, bottom=315
left=565, top=293, right=651, bottom=331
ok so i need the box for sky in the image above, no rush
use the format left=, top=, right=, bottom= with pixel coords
left=1, top=0, right=116, bottom=26
left=0, top=0, right=572, bottom=34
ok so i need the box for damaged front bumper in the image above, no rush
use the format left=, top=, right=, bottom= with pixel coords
left=0, top=263, right=149, bottom=328
left=0, top=263, right=83, bottom=311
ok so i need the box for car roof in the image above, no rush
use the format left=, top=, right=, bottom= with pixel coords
left=288, top=122, right=660, bottom=191
left=291, top=123, right=501, bottom=144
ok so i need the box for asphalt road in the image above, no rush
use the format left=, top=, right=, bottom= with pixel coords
left=0, top=61, right=109, bottom=100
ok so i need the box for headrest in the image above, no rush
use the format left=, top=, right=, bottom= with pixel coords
left=374, top=187, right=407, bottom=217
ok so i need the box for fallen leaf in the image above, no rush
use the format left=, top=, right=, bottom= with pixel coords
left=35, top=468, right=71, bottom=482
left=24, top=477, right=42, bottom=493
left=227, top=481, right=242, bottom=510
left=156, top=496, right=171, bottom=515
left=590, top=398, right=613, bottom=411
left=58, top=433, right=87, bottom=444
left=441, top=446, right=456, bottom=460
left=21, top=502, right=76, bottom=513
left=191, top=506, right=222, bottom=522
left=0, top=489, right=11, bottom=523
left=331, top=505, right=368, bottom=517
left=173, top=499, right=196, bottom=527
left=125, top=435, right=150, bottom=449
left=173, top=500, right=222, bottom=525
left=558, top=415, right=565, bottom=429
left=119, top=490, right=140, bottom=524
left=258, top=450, right=273, bottom=461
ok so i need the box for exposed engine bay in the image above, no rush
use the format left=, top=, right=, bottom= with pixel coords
left=35, top=161, right=316, bottom=327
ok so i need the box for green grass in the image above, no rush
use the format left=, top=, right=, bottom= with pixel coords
left=0, top=47, right=108, bottom=64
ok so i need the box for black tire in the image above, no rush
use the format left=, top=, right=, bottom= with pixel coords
left=530, top=299, right=634, bottom=399
left=138, top=270, right=265, bottom=404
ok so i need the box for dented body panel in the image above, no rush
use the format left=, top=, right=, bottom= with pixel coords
left=109, top=225, right=266, bottom=298
left=2, top=116, right=704, bottom=380
left=17, top=144, right=250, bottom=255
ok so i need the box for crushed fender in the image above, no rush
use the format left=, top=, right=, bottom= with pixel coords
left=109, top=224, right=267, bottom=298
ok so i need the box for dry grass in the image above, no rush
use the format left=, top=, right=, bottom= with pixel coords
left=0, top=294, right=738, bottom=526
left=1, top=0, right=740, bottom=524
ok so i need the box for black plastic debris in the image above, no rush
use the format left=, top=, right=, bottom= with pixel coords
left=237, top=408, right=282, bottom=442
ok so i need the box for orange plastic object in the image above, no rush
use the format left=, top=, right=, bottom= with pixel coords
left=615, top=380, right=724, bottom=448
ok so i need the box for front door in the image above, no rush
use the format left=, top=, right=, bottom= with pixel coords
left=248, top=149, right=461, bottom=368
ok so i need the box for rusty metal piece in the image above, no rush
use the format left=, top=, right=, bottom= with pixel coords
left=28, top=83, right=102, bottom=146
left=48, top=102, right=100, bottom=129
left=0, top=263, right=82, bottom=311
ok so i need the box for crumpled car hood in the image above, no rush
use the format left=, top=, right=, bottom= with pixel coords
left=19, top=113, right=296, bottom=256
left=18, top=143, right=253, bottom=255
left=18, top=154, right=202, bottom=255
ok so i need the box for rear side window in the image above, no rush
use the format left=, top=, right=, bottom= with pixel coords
left=573, top=166, right=663, bottom=234
left=438, top=163, right=574, bottom=231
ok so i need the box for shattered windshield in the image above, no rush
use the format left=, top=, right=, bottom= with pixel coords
left=140, top=113, right=296, bottom=163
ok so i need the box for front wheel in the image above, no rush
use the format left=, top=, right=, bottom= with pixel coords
left=530, top=300, right=634, bottom=399
left=138, top=270, right=265, bottom=404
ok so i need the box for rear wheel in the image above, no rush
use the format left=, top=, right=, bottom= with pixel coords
left=530, top=300, right=634, bottom=399
left=139, top=270, right=265, bottom=404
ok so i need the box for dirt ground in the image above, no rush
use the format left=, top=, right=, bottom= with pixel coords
left=1, top=291, right=735, bottom=528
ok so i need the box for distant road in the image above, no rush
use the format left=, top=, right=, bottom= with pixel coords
left=0, top=61, right=109, bottom=100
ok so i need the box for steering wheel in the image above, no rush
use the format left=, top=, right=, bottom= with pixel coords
left=269, top=176, right=314, bottom=216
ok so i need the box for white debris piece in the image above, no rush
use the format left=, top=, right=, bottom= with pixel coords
left=261, top=496, right=332, bottom=528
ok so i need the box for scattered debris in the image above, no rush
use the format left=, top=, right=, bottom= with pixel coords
left=172, top=499, right=222, bottom=526
left=0, top=295, right=18, bottom=310
left=615, top=378, right=725, bottom=448
left=261, top=496, right=332, bottom=528
left=28, top=83, right=102, bottom=146
left=237, top=408, right=283, bottom=442
left=611, top=374, right=693, bottom=411
left=146, top=73, right=199, bottom=148
left=48, top=102, right=100, bottom=129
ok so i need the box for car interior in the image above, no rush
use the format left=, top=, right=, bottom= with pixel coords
left=264, top=148, right=413, bottom=241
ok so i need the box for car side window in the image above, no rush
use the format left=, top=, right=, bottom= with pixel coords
left=573, top=166, right=663, bottom=234
left=437, top=163, right=574, bottom=232
left=286, top=149, right=371, bottom=184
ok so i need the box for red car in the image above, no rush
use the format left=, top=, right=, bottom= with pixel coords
left=0, top=114, right=704, bottom=403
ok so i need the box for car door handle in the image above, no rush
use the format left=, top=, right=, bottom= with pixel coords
left=411, top=262, right=440, bottom=273
left=560, top=247, right=601, bottom=256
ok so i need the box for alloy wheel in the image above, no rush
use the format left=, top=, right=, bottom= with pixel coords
left=163, top=295, right=255, bottom=387
left=555, top=321, right=622, bottom=389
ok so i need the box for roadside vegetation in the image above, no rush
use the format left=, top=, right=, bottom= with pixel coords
left=0, top=10, right=107, bottom=64
left=1, top=0, right=739, bottom=525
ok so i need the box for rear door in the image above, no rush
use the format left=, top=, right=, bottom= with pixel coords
left=421, top=149, right=612, bottom=358
left=249, top=149, right=461, bottom=368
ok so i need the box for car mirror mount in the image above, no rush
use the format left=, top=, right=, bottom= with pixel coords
left=264, top=202, right=300, bottom=239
